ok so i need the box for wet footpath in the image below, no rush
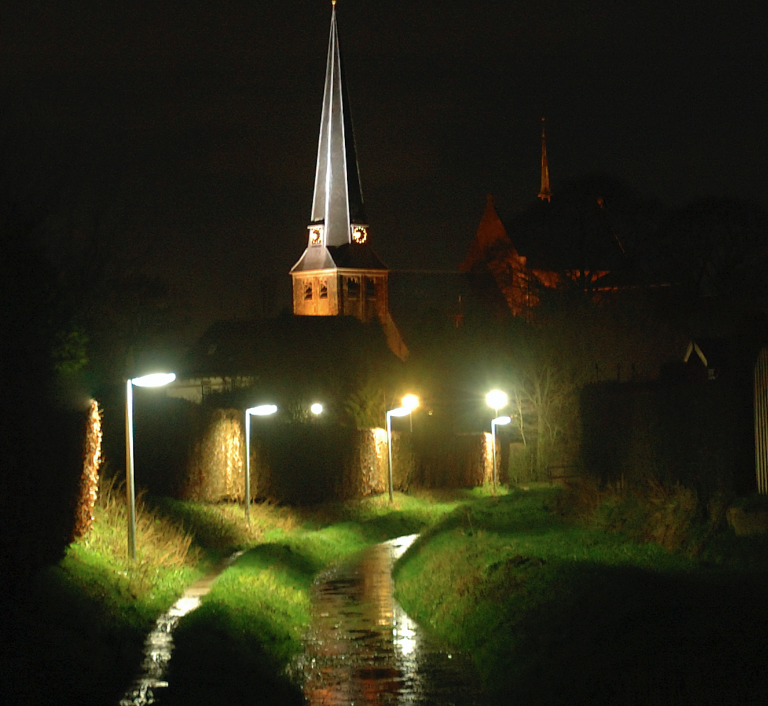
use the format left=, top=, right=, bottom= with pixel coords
left=118, top=551, right=244, bottom=706
left=120, top=537, right=491, bottom=705
left=290, top=535, right=492, bottom=705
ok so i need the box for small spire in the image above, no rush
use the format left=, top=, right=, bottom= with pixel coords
left=538, top=117, right=552, bottom=203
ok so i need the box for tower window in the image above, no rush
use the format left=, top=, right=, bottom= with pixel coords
left=347, top=277, right=360, bottom=299
left=365, top=279, right=376, bottom=299
left=304, top=283, right=313, bottom=300
left=319, top=281, right=328, bottom=299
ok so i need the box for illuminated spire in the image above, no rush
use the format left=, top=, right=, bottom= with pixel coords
left=538, top=117, right=552, bottom=203
left=309, top=2, right=367, bottom=247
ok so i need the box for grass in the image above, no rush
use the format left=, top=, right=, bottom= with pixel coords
left=4, top=479, right=467, bottom=706
left=2, top=476, right=302, bottom=706
left=11, top=476, right=768, bottom=706
left=393, top=485, right=768, bottom=705
left=162, top=490, right=467, bottom=705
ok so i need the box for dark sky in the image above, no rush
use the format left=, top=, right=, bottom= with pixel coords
left=1, top=0, right=766, bottom=336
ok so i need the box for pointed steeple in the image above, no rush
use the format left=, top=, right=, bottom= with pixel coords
left=538, top=117, right=552, bottom=203
left=309, top=2, right=367, bottom=247
left=289, top=2, right=401, bottom=360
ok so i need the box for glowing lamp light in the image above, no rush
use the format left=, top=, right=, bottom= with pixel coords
left=244, top=404, right=278, bottom=522
left=401, top=394, right=419, bottom=411
left=311, top=403, right=324, bottom=415
left=126, top=371, right=176, bottom=560
left=388, top=406, right=411, bottom=418
left=247, top=404, right=278, bottom=416
left=485, top=389, right=508, bottom=412
left=493, top=415, right=512, bottom=427
left=131, top=372, right=177, bottom=387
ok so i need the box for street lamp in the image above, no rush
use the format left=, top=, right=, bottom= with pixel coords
left=310, top=402, right=323, bottom=416
left=486, top=390, right=509, bottom=491
left=126, top=372, right=176, bottom=560
left=486, top=389, right=508, bottom=417
left=244, top=404, right=278, bottom=522
left=491, top=415, right=512, bottom=489
left=386, top=396, right=419, bottom=503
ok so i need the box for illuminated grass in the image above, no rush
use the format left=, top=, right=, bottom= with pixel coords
left=393, top=487, right=768, bottom=705
left=163, top=491, right=465, bottom=705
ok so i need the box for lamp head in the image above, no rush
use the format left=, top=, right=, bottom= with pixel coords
left=387, top=406, right=411, bottom=418
left=310, top=402, right=323, bottom=415
left=131, top=372, right=176, bottom=388
left=492, top=415, right=512, bottom=426
left=247, top=404, right=278, bottom=416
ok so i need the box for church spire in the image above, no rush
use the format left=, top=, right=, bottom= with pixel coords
left=290, top=2, right=398, bottom=352
left=309, top=2, right=367, bottom=248
left=538, top=117, right=552, bottom=203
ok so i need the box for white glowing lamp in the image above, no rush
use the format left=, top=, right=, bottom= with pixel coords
left=401, top=394, right=419, bottom=411
left=244, top=404, right=278, bottom=522
left=388, top=406, right=411, bottom=418
left=485, top=389, right=508, bottom=412
left=490, top=414, right=512, bottom=491
left=311, top=402, right=323, bottom=415
left=131, top=372, right=177, bottom=387
left=247, top=404, right=278, bottom=416
left=126, top=371, right=176, bottom=560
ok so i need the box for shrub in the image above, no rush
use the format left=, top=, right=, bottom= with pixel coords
left=559, top=477, right=720, bottom=553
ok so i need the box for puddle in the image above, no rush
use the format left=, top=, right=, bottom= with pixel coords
left=118, top=551, right=244, bottom=706
left=291, top=535, right=491, bottom=705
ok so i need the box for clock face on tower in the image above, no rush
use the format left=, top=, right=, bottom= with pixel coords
left=309, top=225, right=324, bottom=246
left=351, top=225, right=368, bottom=244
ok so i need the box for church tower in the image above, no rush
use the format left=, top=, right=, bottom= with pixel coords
left=291, top=3, right=390, bottom=326
left=538, top=117, right=552, bottom=202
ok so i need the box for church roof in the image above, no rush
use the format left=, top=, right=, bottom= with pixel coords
left=311, top=3, right=367, bottom=247
left=291, top=243, right=388, bottom=273
left=460, top=195, right=515, bottom=273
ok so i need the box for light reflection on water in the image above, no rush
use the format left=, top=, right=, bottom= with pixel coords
left=292, top=534, right=490, bottom=705
left=118, top=551, right=244, bottom=706
left=118, top=594, right=201, bottom=706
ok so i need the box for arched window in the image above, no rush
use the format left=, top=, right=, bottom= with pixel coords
left=304, top=282, right=313, bottom=300
left=319, top=281, right=328, bottom=299
left=347, top=277, right=360, bottom=299
left=365, top=278, right=376, bottom=300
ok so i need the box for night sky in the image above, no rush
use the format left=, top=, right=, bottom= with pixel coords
left=1, top=0, right=766, bottom=338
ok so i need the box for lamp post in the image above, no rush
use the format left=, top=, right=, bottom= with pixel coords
left=486, top=390, right=509, bottom=490
left=386, top=395, right=419, bottom=503
left=244, top=404, right=278, bottom=522
left=126, top=372, right=176, bottom=560
left=491, top=416, right=512, bottom=490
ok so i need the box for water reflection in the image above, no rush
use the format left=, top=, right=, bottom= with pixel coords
left=119, top=551, right=244, bottom=706
left=118, top=594, right=201, bottom=706
left=293, top=535, right=490, bottom=705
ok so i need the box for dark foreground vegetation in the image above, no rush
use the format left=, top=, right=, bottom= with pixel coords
left=4, top=477, right=768, bottom=706
left=394, top=484, right=768, bottom=706
left=0, top=478, right=462, bottom=706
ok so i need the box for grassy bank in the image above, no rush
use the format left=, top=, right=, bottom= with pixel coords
left=162, top=491, right=467, bottom=705
left=393, top=485, right=768, bottom=705
left=2, top=480, right=467, bottom=706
